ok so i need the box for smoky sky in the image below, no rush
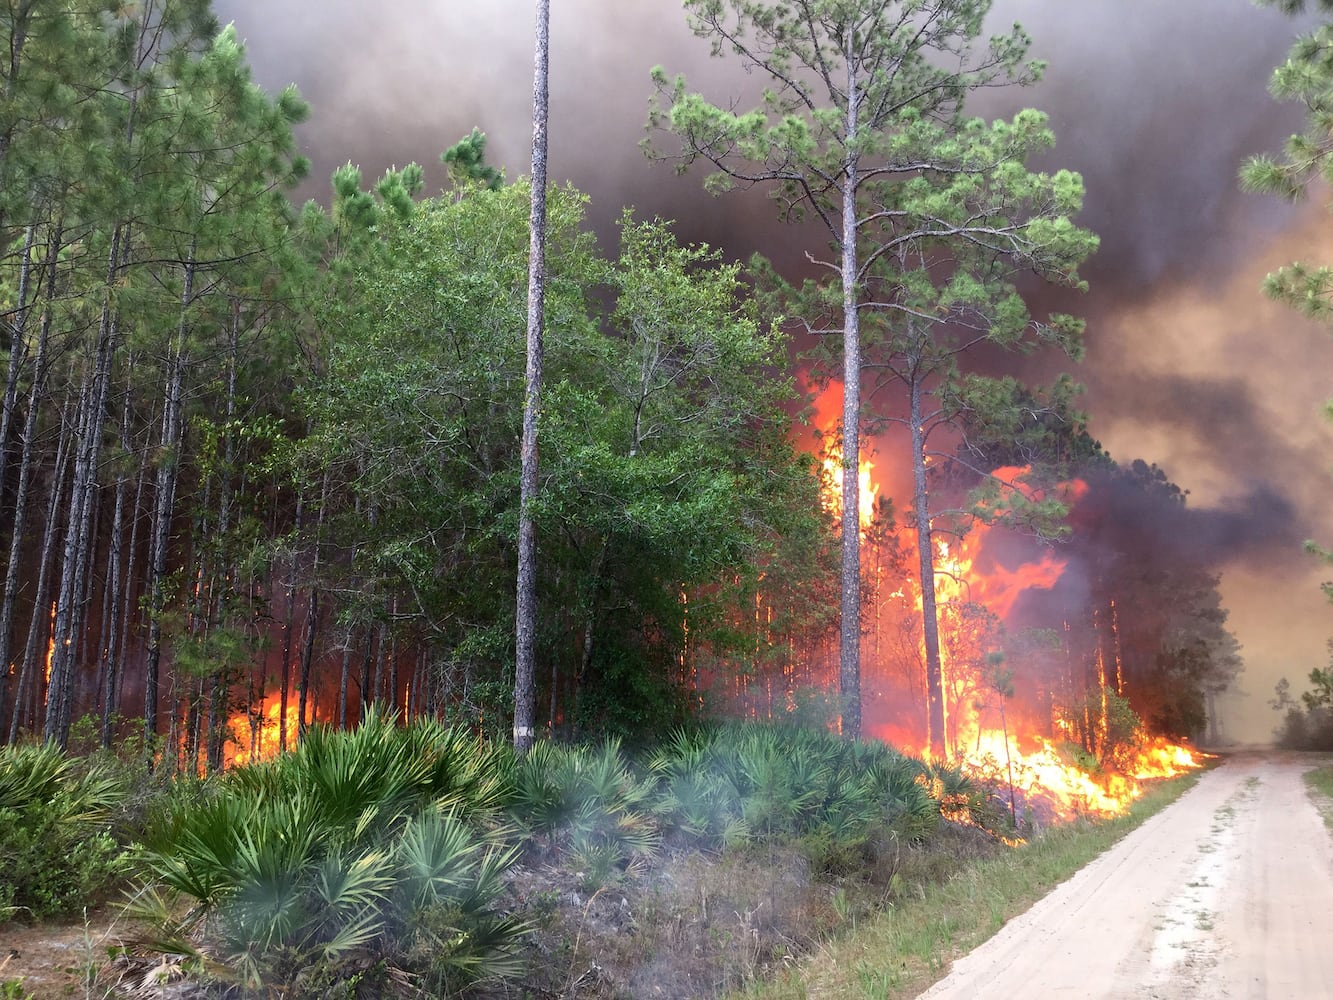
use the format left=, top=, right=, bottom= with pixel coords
left=215, top=0, right=1333, bottom=739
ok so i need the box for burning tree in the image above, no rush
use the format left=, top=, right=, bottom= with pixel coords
left=648, top=0, right=1096, bottom=742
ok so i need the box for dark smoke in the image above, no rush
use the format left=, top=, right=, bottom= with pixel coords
left=216, top=0, right=1333, bottom=740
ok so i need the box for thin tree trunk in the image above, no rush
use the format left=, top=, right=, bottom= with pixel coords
left=0, top=223, right=38, bottom=496
left=337, top=630, right=352, bottom=729
left=514, top=0, right=550, bottom=755
left=297, top=472, right=327, bottom=739
left=298, top=586, right=318, bottom=734
left=112, top=448, right=149, bottom=746
left=912, top=375, right=947, bottom=760
left=99, top=364, right=135, bottom=747
left=837, top=53, right=863, bottom=742
left=0, top=221, right=54, bottom=739
left=388, top=598, right=399, bottom=713
left=205, top=301, right=241, bottom=772
left=142, top=253, right=194, bottom=745
left=1000, top=696, right=1016, bottom=826
left=278, top=491, right=303, bottom=752
left=10, top=417, right=70, bottom=744
left=371, top=619, right=386, bottom=704
left=358, top=628, right=373, bottom=714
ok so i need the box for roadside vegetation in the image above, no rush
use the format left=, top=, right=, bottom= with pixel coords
left=1304, top=762, right=1333, bottom=830
left=738, top=767, right=1204, bottom=1000
left=0, top=715, right=1202, bottom=999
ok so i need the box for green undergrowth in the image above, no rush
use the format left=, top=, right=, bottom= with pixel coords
left=3, top=719, right=1210, bottom=999
left=735, top=767, right=1205, bottom=1000
left=1303, top=759, right=1333, bottom=829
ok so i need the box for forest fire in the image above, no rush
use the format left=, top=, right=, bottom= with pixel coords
left=947, top=730, right=1202, bottom=822
left=820, top=445, right=879, bottom=533
left=808, top=391, right=1203, bottom=822
left=223, top=696, right=302, bottom=767
left=898, top=527, right=1201, bottom=819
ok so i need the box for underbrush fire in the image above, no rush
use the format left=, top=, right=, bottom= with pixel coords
left=797, top=383, right=1206, bottom=821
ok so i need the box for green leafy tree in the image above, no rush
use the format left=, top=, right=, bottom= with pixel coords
left=648, top=0, right=1096, bottom=747
left=298, top=178, right=821, bottom=739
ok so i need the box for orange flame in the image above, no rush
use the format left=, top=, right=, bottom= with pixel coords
left=224, top=696, right=302, bottom=767
left=821, top=447, right=879, bottom=533
left=803, top=383, right=1200, bottom=823
left=809, top=378, right=879, bottom=533
left=43, top=603, right=55, bottom=688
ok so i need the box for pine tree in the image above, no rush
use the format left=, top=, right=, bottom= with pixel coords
left=649, top=0, right=1095, bottom=746
left=515, top=0, right=551, bottom=754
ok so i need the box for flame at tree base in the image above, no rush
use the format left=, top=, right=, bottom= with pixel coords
left=900, top=727, right=1204, bottom=828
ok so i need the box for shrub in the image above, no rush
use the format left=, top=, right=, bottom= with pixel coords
left=510, top=738, right=660, bottom=890
left=648, top=724, right=942, bottom=872
left=0, top=743, right=129, bottom=922
left=133, top=708, right=527, bottom=995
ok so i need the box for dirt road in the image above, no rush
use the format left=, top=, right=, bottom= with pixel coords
left=917, top=752, right=1333, bottom=1000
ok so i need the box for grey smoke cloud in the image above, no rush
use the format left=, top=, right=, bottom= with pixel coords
left=216, top=0, right=1333, bottom=740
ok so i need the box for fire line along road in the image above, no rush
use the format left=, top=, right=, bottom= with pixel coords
left=915, top=751, right=1333, bottom=1000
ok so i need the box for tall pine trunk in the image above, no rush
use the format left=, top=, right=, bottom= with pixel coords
left=837, top=56, right=862, bottom=742
left=514, top=0, right=550, bottom=754
left=142, top=253, right=194, bottom=744
left=99, top=361, right=137, bottom=746
left=46, top=227, right=126, bottom=747
left=11, top=413, right=70, bottom=743
left=911, top=375, right=947, bottom=760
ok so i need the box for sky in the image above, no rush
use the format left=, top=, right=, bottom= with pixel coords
left=215, top=0, right=1333, bottom=743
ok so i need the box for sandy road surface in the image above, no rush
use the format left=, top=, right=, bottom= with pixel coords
left=917, top=752, right=1333, bottom=1000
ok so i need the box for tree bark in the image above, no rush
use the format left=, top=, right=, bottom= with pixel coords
left=0, top=223, right=38, bottom=497
left=837, top=50, right=863, bottom=742
left=99, top=361, right=135, bottom=747
left=11, top=413, right=69, bottom=744
left=0, top=221, right=53, bottom=740
left=514, top=0, right=550, bottom=754
left=911, top=375, right=947, bottom=760
left=142, top=252, right=194, bottom=745
left=278, top=491, right=303, bottom=751
left=46, top=240, right=122, bottom=746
